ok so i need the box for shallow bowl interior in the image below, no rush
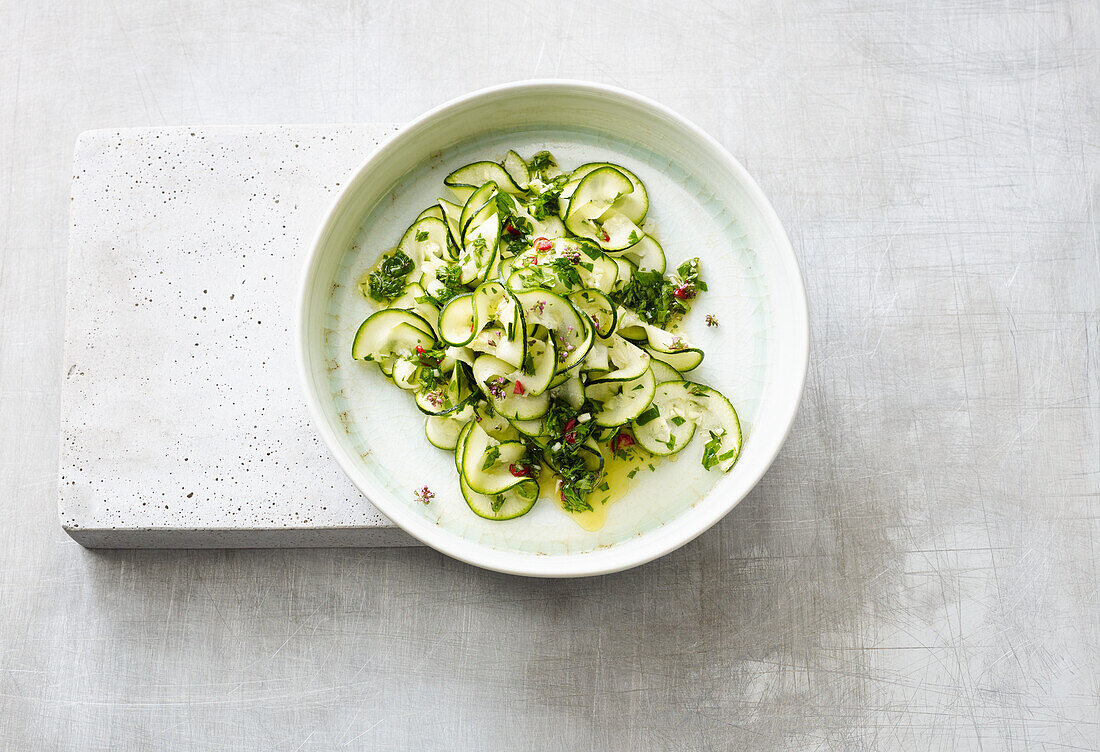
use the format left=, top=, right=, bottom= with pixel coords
left=298, top=81, right=808, bottom=577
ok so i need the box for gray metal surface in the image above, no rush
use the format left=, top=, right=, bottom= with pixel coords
left=1, top=0, right=1097, bottom=749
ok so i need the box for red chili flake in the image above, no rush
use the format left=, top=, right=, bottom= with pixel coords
left=415, top=345, right=425, bottom=355
left=509, top=464, right=530, bottom=477
left=611, top=431, right=635, bottom=453
left=504, top=221, right=520, bottom=236
left=563, top=418, right=576, bottom=432
left=600, top=229, right=610, bottom=242
left=564, top=432, right=577, bottom=445
left=673, top=285, right=696, bottom=300
left=513, top=380, right=525, bottom=395
left=535, top=237, right=553, bottom=251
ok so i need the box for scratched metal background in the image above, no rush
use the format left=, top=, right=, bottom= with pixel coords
left=1, top=1, right=1098, bottom=749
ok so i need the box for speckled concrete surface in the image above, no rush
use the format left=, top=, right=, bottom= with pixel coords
left=1, top=1, right=1097, bottom=749
left=61, top=125, right=414, bottom=547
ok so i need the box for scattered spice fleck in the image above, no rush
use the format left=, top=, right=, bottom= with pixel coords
left=415, top=486, right=434, bottom=504
left=705, top=314, right=719, bottom=327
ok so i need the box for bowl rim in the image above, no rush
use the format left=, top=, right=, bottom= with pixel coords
left=296, top=79, right=809, bottom=577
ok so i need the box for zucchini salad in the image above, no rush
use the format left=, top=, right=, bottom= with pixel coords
left=352, top=150, right=741, bottom=528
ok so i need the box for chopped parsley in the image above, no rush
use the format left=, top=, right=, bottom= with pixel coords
left=415, top=229, right=429, bottom=242
left=481, top=444, right=501, bottom=471
left=365, top=250, right=414, bottom=302
left=426, top=264, right=467, bottom=306
left=548, top=257, right=583, bottom=289
left=701, top=430, right=729, bottom=471
left=495, top=192, right=532, bottom=237
left=526, top=151, right=559, bottom=181
left=545, top=399, right=602, bottom=513
left=526, top=175, right=569, bottom=220
left=610, top=257, right=705, bottom=327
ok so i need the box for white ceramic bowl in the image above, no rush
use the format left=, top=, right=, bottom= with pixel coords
left=297, top=80, right=808, bottom=577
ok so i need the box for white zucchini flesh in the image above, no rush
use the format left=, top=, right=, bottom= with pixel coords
left=416, top=205, right=444, bottom=222
left=502, top=151, right=530, bottom=190
left=631, top=381, right=701, bottom=455
left=459, top=182, right=497, bottom=236
left=648, top=358, right=684, bottom=384
left=645, top=342, right=704, bottom=373
left=631, top=381, right=741, bottom=469
left=471, top=354, right=551, bottom=420
left=446, top=161, right=524, bottom=196
left=550, top=373, right=586, bottom=409
left=453, top=421, right=538, bottom=519
left=351, top=309, right=435, bottom=363
left=614, top=234, right=666, bottom=273
left=414, top=364, right=469, bottom=416
left=564, top=167, right=645, bottom=251
left=505, top=237, right=618, bottom=295
left=567, top=167, right=632, bottom=221
left=567, top=289, right=616, bottom=338
left=564, top=162, right=649, bottom=225
left=585, top=367, right=656, bottom=427
left=397, top=216, right=450, bottom=269
left=583, top=334, right=651, bottom=383
left=511, top=290, right=592, bottom=372
left=461, top=422, right=529, bottom=495
left=460, top=474, right=539, bottom=520
left=517, top=336, right=557, bottom=396
left=438, top=281, right=519, bottom=349
left=609, top=256, right=637, bottom=293
left=615, top=307, right=704, bottom=373
left=459, top=212, right=500, bottom=285
left=386, top=283, right=441, bottom=337
left=437, top=198, right=464, bottom=252
left=425, top=406, right=474, bottom=450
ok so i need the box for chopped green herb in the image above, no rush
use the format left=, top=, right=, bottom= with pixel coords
left=635, top=406, right=660, bottom=426
left=671, top=416, right=687, bottom=426
left=491, top=493, right=506, bottom=513
left=425, top=264, right=468, bottom=307
left=415, top=230, right=429, bottom=242
left=365, top=250, right=414, bottom=302
left=525, top=175, right=569, bottom=220
left=701, top=429, right=726, bottom=471
left=610, top=257, right=705, bottom=327
left=481, top=444, right=502, bottom=471
left=597, top=481, right=610, bottom=492
left=526, top=151, right=559, bottom=181
left=627, top=468, right=639, bottom=479
left=549, top=257, right=583, bottom=289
